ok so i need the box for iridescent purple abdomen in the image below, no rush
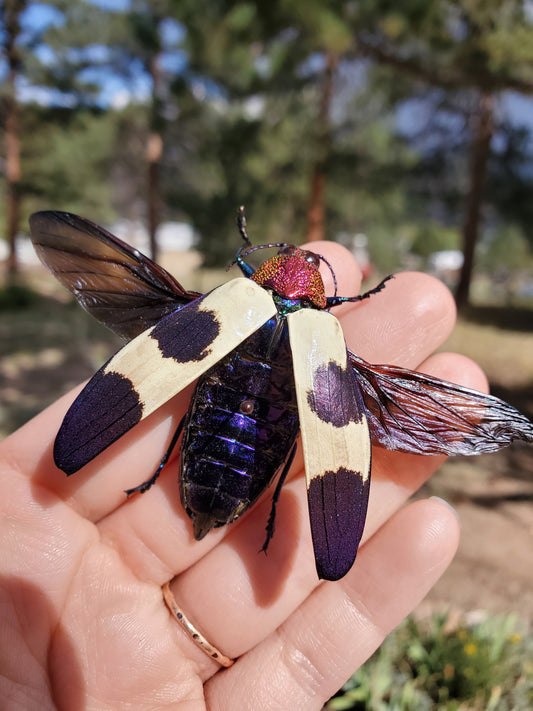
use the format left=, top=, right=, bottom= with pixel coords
left=179, top=313, right=299, bottom=539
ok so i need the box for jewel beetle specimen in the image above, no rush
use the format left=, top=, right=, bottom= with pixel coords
left=30, top=209, right=533, bottom=581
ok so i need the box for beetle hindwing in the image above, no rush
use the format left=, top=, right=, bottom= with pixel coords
left=348, top=350, right=533, bottom=455
left=29, top=210, right=202, bottom=339
left=288, top=309, right=371, bottom=581
left=54, top=278, right=277, bottom=475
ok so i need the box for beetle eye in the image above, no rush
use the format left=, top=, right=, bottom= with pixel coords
left=304, top=251, right=320, bottom=268
left=278, top=244, right=295, bottom=256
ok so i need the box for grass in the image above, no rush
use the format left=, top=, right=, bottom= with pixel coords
left=442, top=311, right=533, bottom=390
left=0, top=283, right=120, bottom=437
left=325, top=612, right=533, bottom=711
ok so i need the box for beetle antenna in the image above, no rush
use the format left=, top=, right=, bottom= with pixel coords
left=237, top=206, right=252, bottom=247
left=229, top=241, right=287, bottom=272
left=239, top=242, right=286, bottom=259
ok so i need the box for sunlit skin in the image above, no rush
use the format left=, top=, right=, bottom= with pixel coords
left=0, top=241, right=488, bottom=710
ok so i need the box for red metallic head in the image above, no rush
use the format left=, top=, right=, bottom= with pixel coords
left=250, top=245, right=327, bottom=309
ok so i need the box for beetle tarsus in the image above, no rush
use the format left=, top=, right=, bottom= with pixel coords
left=325, top=274, right=394, bottom=308
left=358, top=274, right=394, bottom=300
left=260, top=442, right=297, bottom=554
left=124, top=414, right=186, bottom=497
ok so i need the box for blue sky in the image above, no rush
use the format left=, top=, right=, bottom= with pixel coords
left=2, top=1, right=186, bottom=107
left=3, top=1, right=533, bottom=135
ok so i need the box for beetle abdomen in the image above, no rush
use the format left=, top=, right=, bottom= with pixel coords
left=180, top=317, right=299, bottom=539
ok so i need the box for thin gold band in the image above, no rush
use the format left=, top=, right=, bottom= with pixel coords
left=162, top=581, right=235, bottom=668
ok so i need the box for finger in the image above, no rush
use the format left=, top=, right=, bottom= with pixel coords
left=205, top=498, right=460, bottom=710
left=419, top=351, right=489, bottom=393
left=305, top=240, right=364, bottom=298
left=367, top=350, right=489, bottom=501
left=95, top=252, right=459, bottom=583
left=1, top=383, right=194, bottom=520
left=340, top=270, right=457, bottom=366
left=130, top=348, right=482, bottom=677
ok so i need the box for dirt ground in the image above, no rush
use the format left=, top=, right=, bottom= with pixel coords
left=419, top=451, right=533, bottom=622
left=1, top=261, right=532, bottom=625
left=423, top=308, right=533, bottom=624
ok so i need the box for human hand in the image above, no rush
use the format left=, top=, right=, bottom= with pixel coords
left=1, top=243, right=480, bottom=710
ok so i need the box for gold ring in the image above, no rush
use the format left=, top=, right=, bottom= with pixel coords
left=162, top=581, right=235, bottom=668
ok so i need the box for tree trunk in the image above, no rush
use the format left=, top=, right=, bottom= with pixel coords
left=307, top=171, right=326, bottom=243
left=146, top=131, right=162, bottom=262
left=305, top=52, right=337, bottom=242
left=4, top=1, right=25, bottom=278
left=5, top=88, right=21, bottom=278
left=455, top=93, right=494, bottom=308
left=146, top=52, right=163, bottom=262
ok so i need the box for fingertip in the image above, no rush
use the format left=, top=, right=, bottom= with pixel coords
left=399, top=272, right=456, bottom=326
left=302, top=240, right=363, bottom=298
left=424, top=495, right=461, bottom=542
left=418, top=352, right=490, bottom=394
left=339, top=271, right=457, bottom=366
left=403, top=497, right=461, bottom=573
left=429, top=495, right=461, bottom=524
left=370, top=272, right=457, bottom=358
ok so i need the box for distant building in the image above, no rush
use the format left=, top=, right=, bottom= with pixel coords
left=338, top=232, right=374, bottom=281
left=6, top=219, right=198, bottom=267
left=427, top=249, right=464, bottom=285
left=110, top=220, right=197, bottom=253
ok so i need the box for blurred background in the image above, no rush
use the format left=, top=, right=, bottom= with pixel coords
left=1, top=2, right=533, bottom=707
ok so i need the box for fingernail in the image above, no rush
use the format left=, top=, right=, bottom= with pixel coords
left=430, top=495, right=460, bottom=523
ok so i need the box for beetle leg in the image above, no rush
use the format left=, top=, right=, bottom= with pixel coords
left=125, top=414, right=186, bottom=496
left=357, top=274, right=394, bottom=301
left=260, top=441, right=298, bottom=554
left=326, top=274, right=394, bottom=308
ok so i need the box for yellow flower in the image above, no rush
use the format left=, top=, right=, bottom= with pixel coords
left=464, top=642, right=478, bottom=656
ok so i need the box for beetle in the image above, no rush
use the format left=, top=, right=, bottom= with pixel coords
left=29, top=209, right=533, bottom=581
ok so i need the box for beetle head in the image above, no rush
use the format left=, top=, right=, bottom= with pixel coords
left=250, top=244, right=327, bottom=309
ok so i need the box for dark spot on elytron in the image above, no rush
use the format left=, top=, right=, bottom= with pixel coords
left=150, top=302, right=220, bottom=362
left=307, top=360, right=365, bottom=427
left=307, top=467, right=370, bottom=581
left=54, top=370, right=143, bottom=475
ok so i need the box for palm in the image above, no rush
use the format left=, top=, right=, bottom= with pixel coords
left=4, top=451, right=207, bottom=709
left=1, top=243, right=475, bottom=709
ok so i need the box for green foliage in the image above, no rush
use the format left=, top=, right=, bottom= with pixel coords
left=5, top=0, right=109, bottom=102
left=326, top=613, right=533, bottom=711
left=0, top=283, right=38, bottom=311
left=20, top=105, right=117, bottom=221
left=410, top=223, right=461, bottom=259
left=480, top=225, right=533, bottom=273
left=3, top=0, right=533, bottom=280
